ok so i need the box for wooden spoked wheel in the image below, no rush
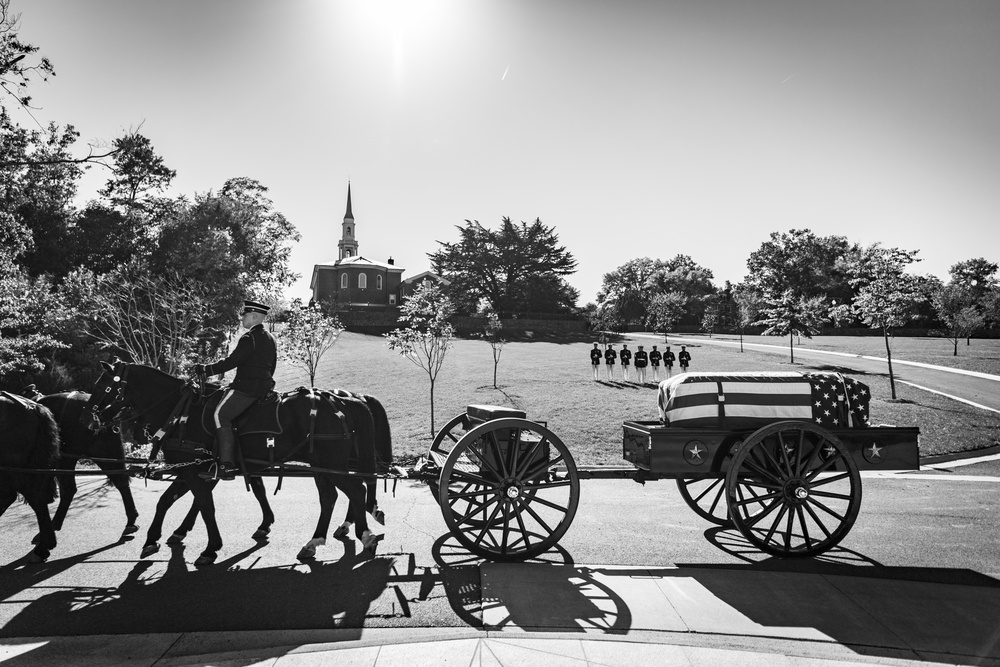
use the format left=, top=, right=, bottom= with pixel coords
left=725, top=421, right=861, bottom=558
left=438, top=418, right=580, bottom=561
left=431, top=412, right=473, bottom=456
left=677, top=477, right=732, bottom=526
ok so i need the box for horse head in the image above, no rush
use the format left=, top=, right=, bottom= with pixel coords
left=83, top=359, right=130, bottom=432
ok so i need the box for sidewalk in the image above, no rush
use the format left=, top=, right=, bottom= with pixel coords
left=3, top=562, right=998, bottom=666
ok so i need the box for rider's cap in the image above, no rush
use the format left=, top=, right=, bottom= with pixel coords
left=243, top=300, right=270, bottom=315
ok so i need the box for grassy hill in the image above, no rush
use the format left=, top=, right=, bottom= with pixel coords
left=273, top=331, right=1000, bottom=465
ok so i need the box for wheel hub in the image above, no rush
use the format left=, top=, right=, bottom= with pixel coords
left=783, top=477, right=809, bottom=504
left=502, top=479, right=522, bottom=500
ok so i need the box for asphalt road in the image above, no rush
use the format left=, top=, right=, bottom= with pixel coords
left=1, top=464, right=998, bottom=638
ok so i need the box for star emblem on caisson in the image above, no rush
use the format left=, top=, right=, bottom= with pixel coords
left=863, top=441, right=884, bottom=463
left=683, top=440, right=708, bottom=465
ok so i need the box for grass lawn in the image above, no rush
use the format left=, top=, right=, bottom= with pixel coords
left=273, top=331, right=1000, bottom=466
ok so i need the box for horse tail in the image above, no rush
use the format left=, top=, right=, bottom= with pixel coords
left=361, top=394, right=393, bottom=469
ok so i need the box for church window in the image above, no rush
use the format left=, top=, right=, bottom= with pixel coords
left=376, top=275, right=383, bottom=290
left=347, top=226, right=352, bottom=236
left=340, top=273, right=348, bottom=289
left=358, top=273, right=367, bottom=289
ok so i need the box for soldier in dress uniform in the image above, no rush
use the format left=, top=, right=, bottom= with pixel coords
left=619, top=344, right=632, bottom=382
left=590, top=343, right=603, bottom=381
left=634, top=345, right=648, bottom=384
left=604, top=344, right=617, bottom=381
left=194, top=300, right=277, bottom=481
left=649, top=345, right=662, bottom=382
left=679, top=345, right=691, bottom=372
left=664, top=345, right=676, bottom=377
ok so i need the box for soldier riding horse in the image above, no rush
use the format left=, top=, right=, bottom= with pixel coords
left=85, top=360, right=390, bottom=567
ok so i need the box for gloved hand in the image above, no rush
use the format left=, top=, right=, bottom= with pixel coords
left=193, top=363, right=206, bottom=376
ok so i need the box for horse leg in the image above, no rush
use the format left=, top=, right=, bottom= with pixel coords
left=342, top=476, right=382, bottom=555
left=366, top=478, right=385, bottom=525
left=248, top=476, right=274, bottom=541
left=297, top=474, right=336, bottom=561
left=143, top=477, right=189, bottom=558
left=187, top=473, right=223, bottom=568
left=167, top=496, right=202, bottom=546
left=27, top=495, right=56, bottom=563
left=97, top=460, right=139, bottom=536
left=50, top=459, right=77, bottom=532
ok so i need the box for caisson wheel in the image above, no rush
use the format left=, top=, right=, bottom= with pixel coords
left=677, top=477, right=732, bottom=526
left=725, top=421, right=861, bottom=558
left=438, top=418, right=580, bottom=561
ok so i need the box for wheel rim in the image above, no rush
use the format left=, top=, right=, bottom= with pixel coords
left=438, top=418, right=580, bottom=561
left=431, top=413, right=472, bottom=455
left=725, top=421, right=861, bottom=558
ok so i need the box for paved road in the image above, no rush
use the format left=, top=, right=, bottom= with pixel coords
left=2, top=465, right=998, bottom=639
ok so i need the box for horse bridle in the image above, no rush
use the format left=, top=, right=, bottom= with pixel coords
left=88, top=363, right=131, bottom=432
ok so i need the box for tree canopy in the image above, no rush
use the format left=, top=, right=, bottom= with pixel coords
left=429, top=217, right=578, bottom=317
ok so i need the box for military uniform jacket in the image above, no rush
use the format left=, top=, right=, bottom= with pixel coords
left=679, top=351, right=691, bottom=366
left=619, top=348, right=632, bottom=365
left=590, top=348, right=603, bottom=365
left=664, top=351, right=676, bottom=365
left=205, top=324, right=277, bottom=398
left=604, top=349, right=617, bottom=364
left=649, top=350, right=662, bottom=366
left=634, top=350, right=648, bottom=368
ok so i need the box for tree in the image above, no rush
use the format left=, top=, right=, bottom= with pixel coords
left=79, top=266, right=212, bottom=375
left=647, top=291, right=687, bottom=341
left=429, top=217, right=577, bottom=317
left=932, top=283, right=984, bottom=356
left=597, top=258, right=665, bottom=330
left=385, top=281, right=455, bottom=438
left=480, top=311, right=506, bottom=389
left=755, top=290, right=828, bottom=363
left=745, top=229, right=857, bottom=304
left=948, top=258, right=998, bottom=341
left=0, top=269, right=72, bottom=385
left=97, top=133, right=176, bottom=216
left=700, top=298, right=720, bottom=338
left=849, top=244, right=924, bottom=399
left=279, top=298, right=343, bottom=387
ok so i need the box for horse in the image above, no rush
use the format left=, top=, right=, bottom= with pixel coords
left=0, top=391, right=61, bottom=563
left=21, top=386, right=140, bottom=539
left=84, top=361, right=390, bottom=568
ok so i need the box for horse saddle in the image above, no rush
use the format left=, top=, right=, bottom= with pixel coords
left=196, top=389, right=283, bottom=436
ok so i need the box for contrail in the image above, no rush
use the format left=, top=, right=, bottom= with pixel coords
left=781, top=73, right=795, bottom=84
left=502, top=64, right=510, bottom=81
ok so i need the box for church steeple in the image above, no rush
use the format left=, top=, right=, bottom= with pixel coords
left=338, top=182, right=358, bottom=260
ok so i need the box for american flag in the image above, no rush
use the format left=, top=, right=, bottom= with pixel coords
left=803, top=372, right=870, bottom=428
left=658, top=372, right=871, bottom=429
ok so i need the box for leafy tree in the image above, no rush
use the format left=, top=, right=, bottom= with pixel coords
left=700, top=297, right=720, bottom=338
left=279, top=298, right=343, bottom=387
left=948, top=258, right=998, bottom=338
left=646, top=254, right=717, bottom=326
left=745, top=229, right=857, bottom=304
left=0, top=269, right=72, bottom=385
left=98, top=133, right=176, bottom=216
left=647, top=291, right=687, bottom=341
left=429, top=217, right=577, bottom=317
left=755, top=290, right=828, bottom=363
left=849, top=245, right=924, bottom=399
left=932, top=283, right=984, bottom=356
left=597, top=258, right=665, bottom=330
left=385, top=281, right=455, bottom=438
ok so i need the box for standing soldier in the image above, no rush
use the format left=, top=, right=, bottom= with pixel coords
left=604, top=344, right=617, bottom=381
left=590, top=343, right=603, bottom=381
left=679, top=345, right=691, bottom=372
left=634, top=345, right=648, bottom=384
left=619, top=344, right=632, bottom=382
left=664, top=345, right=676, bottom=377
left=649, top=345, right=662, bottom=382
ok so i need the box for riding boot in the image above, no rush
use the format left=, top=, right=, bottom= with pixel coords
left=216, top=427, right=237, bottom=480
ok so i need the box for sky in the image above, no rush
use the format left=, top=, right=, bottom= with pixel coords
left=9, top=0, right=1000, bottom=304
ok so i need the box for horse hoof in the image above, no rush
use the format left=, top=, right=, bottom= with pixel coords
left=28, top=549, right=49, bottom=564
left=252, top=528, right=270, bottom=541
left=361, top=533, right=384, bottom=555
left=140, top=543, right=160, bottom=559
left=123, top=524, right=139, bottom=536
left=194, top=553, right=216, bottom=569
left=296, top=548, right=316, bottom=562
left=374, top=510, right=386, bottom=525
left=166, top=533, right=185, bottom=545
left=333, top=525, right=350, bottom=539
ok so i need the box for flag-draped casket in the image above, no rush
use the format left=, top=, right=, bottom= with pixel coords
left=656, top=372, right=871, bottom=429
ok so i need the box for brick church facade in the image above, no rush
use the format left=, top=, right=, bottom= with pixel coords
left=309, top=184, right=446, bottom=311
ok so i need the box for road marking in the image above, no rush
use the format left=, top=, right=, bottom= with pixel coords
left=896, top=380, right=1000, bottom=416
left=864, top=472, right=1000, bottom=482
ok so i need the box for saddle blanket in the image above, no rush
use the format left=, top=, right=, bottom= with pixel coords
left=656, top=372, right=870, bottom=429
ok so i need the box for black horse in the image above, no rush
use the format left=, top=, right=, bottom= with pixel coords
left=0, top=391, right=61, bottom=563
left=21, top=386, right=140, bottom=539
left=85, top=361, right=391, bottom=567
